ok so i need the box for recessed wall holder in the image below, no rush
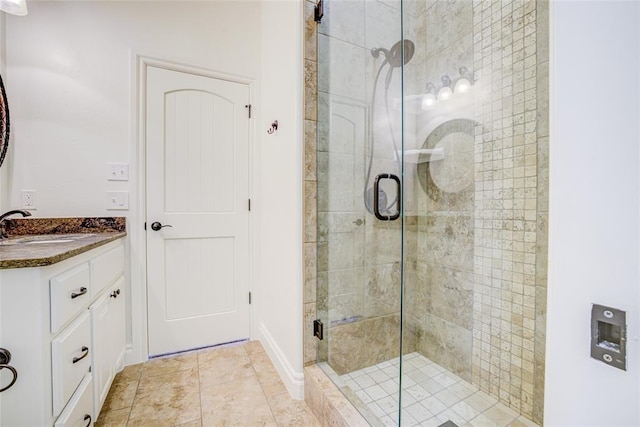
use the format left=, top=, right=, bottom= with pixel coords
left=591, top=304, right=627, bottom=370
left=267, top=120, right=278, bottom=135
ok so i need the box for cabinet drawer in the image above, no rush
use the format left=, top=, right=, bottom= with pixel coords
left=51, top=263, right=91, bottom=333
left=52, top=311, right=92, bottom=416
left=90, top=245, right=124, bottom=297
left=55, top=373, right=94, bottom=427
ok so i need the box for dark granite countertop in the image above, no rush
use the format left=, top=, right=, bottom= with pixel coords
left=0, top=217, right=126, bottom=269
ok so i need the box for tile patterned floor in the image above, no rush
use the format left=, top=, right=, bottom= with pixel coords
left=337, top=353, right=541, bottom=427
left=96, top=341, right=320, bottom=427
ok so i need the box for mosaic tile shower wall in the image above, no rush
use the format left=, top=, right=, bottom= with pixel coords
left=404, top=0, right=548, bottom=423
left=405, top=0, right=548, bottom=423
left=469, top=0, right=548, bottom=422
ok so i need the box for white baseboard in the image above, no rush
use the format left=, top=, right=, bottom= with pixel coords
left=258, top=323, right=304, bottom=400
left=124, top=344, right=147, bottom=366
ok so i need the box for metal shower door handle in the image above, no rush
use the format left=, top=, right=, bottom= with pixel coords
left=373, top=173, right=401, bottom=221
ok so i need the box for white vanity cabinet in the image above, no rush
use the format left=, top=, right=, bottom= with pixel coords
left=0, top=239, right=125, bottom=427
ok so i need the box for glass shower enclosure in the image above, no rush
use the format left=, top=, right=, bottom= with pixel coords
left=315, top=0, right=548, bottom=426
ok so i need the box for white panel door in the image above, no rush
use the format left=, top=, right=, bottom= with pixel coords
left=146, top=66, right=250, bottom=356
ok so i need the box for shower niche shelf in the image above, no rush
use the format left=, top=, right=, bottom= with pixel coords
left=395, top=91, right=476, bottom=115
left=395, top=147, right=445, bottom=164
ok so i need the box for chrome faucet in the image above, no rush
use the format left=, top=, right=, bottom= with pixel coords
left=0, top=209, right=32, bottom=239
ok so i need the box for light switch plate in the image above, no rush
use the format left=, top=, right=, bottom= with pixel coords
left=106, top=191, right=129, bottom=210
left=107, top=162, right=129, bottom=181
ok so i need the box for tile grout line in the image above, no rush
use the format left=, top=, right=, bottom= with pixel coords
left=339, top=352, right=531, bottom=426
left=124, top=369, right=142, bottom=426
left=246, top=347, right=280, bottom=424
left=100, top=343, right=318, bottom=426
left=197, top=353, right=204, bottom=427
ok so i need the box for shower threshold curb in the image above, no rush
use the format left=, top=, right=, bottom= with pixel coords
left=305, top=364, right=370, bottom=426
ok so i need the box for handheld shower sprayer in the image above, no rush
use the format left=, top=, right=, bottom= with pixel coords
left=364, top=39, right=415, bottom=216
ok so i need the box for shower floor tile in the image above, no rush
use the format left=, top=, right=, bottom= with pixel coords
left=335, top=352, right=540, bottom=427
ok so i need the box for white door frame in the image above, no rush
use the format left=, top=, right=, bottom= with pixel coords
left=129, top=55, right=258, bottom=363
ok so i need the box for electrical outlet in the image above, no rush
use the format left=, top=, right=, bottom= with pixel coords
left=21, top=190, right=37, bottom=210
left=107, top=191, right=129, bottom=210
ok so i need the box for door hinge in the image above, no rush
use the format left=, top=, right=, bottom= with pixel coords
left=314, top=0, right=324, bottom=23
left=245, top=104, right=252, bottom=118
left=314, top=319, right=323, bottom=341
left=249, top=292, right=252, bottom=304
left=248, top=199, right=251, bottom=211
left=144, top=222, right=147, bottom=230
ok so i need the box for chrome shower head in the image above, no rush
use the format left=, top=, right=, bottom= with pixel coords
left=370, top=39, right=415, bottom=68
left=370, top=47, right=389, bottom=59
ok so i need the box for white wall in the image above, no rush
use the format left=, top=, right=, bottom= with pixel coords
left=4, top=1, right=265, bottom=364
left=256, top=0, right=304, bottom=399
left=5, top=1, right=261, bottom=217
left=4, top=1, right=304, bottom=400
left=546, top=1, right=640, bottom=425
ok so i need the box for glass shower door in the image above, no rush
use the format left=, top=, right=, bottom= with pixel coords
left=315, top=0, right=548, bottom=425
left=315, top=0, right=406, bottom=424
left=398, top=1, right=481, bottom=424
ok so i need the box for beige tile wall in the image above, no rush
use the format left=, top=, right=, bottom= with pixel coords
left=533, top=1, right=549, bottom=423
left=303, top=0, right=318, bottom=368
left=305, top=365, right=369, bottom=427
left=469, top=0, right=548, bottom=423
left=397, top=0, right=479, bottom=386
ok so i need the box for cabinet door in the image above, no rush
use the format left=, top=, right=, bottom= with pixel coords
left=109, top=277, right=126, bottom=372
left=90, top=278, right=126, bottom=418
left=90, top=292, right=111, bottom=418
